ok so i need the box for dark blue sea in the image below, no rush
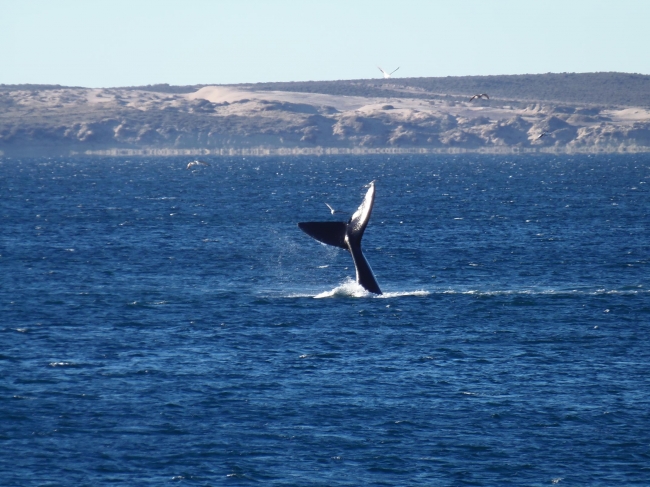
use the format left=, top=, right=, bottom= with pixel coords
left=2, top=154, right=649, bottom=486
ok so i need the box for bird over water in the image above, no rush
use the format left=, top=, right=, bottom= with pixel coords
left=187, top=160, right=210, bottom=170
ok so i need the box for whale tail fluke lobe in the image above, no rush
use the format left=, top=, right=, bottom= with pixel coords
left=298, top=182, right=382, bottom=295
left=297, top=222, right=348, bottom=249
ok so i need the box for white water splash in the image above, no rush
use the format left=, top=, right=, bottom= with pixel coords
left=312, top=278, right=430, bottom=299
left=285, top=284, right=644, bottom=299
left=377, top=290, right=430, bottom=298
left=314, top=278, right=370, bottom=298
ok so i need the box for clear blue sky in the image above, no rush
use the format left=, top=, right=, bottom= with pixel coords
left=2, top=0, right=648, bottom=87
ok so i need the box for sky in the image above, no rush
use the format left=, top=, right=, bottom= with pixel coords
left=1, top=0, right=649, bottom=88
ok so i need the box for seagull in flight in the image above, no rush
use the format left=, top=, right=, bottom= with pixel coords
left=469, top=93, right=489, bottom=102
left=325, top=203, right=344, bottom=215
left=187, top=160, right=210, bottom=170
left=378, top=66, right=400, bottom=79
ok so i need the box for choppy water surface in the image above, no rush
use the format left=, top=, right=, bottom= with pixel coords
left=1, top=154, right=649, bottom=486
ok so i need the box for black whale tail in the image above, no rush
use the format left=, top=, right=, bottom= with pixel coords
left=297, top=222, right=348, bottom=250
left=298, top=182, right=382, bottom=295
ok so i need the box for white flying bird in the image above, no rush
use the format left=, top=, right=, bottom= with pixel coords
left=325, top=203, right=344, bottom=215
left=187, top=160, right=209, bottom=170
left=378, top=66, right=399, bottom=79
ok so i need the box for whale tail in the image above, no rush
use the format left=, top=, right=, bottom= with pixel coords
left=298, top=222, right=348, bottom=249
left=298, top=182, right=382, bottom=295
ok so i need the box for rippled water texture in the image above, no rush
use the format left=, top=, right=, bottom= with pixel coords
left=2, top=154, right=649, bottom=486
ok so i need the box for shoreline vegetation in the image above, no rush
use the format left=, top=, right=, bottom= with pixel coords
left=2, top=72, right=650, bottom=157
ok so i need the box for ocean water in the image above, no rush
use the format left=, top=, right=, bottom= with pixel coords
left=1, top=154, right=649, bottom=486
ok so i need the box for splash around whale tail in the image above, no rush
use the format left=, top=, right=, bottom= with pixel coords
left=298, top=182, right=382, bottom=295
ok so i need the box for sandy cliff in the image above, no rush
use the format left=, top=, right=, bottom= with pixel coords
left=2, top=74, right=650, bottom=156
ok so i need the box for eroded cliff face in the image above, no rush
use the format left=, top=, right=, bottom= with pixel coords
left=1, top=84, right=649, bottom=156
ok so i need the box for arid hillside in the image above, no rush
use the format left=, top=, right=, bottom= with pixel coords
left=1, top=72, right=649, bottom=156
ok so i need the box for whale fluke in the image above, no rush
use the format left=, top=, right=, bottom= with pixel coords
left=298, top=222, right=348, bottom=249
left=299, top=182, right=382, bottom=295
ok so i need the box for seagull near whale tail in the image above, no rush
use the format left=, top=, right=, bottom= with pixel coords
left=299, top=181, right=382, bottom=295
left=378, top=66, right=399, bottom=79
left=325, top=203, right=343, bottom=215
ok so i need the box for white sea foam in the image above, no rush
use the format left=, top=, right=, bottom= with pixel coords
left=314, top=279, right=370, bottom=298
left=312, top=278, right=430, bottom=299
left=436, top=287, right=648, bottom=297
left=376, top=290, right=430, bottom=298
left=287, top=283, right=645, bottom=299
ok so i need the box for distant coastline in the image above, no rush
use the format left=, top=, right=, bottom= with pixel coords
left=74, top=145, right=650, bottom=157
left=2, top=72, right=650, bottom=157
